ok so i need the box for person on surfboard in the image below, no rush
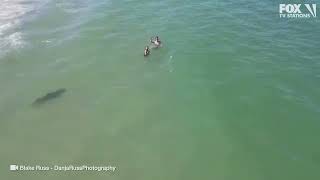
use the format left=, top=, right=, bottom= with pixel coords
left=144, top=46, right=150, bottom=56
left=150, top=36, right=161, bottom=47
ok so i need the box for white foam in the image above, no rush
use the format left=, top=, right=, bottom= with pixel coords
left=8, top=32, right=24, bottom=47
left=42, top=40, right=52, bottom=43
left=0, top=32, right=25, bottom=57
left=0, top=0, right=48, bottom=57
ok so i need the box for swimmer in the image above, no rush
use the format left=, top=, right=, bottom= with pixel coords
left=150, top=36, right=161, bottom=47
left=144, top=46, right=150, bottom=56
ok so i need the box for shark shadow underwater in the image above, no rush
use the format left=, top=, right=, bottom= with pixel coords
left=32, top=88, right=67, bottom=106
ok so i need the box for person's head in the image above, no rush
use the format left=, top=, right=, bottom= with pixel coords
left=156, top=36, right=159, bottom=40
left=145, top=46, right=149, bottom=50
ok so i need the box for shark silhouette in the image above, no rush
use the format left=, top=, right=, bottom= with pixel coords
left=32, top=88, right=66, bottom=106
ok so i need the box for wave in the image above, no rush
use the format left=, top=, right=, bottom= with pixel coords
left=0, top=0, right=49, bottom=58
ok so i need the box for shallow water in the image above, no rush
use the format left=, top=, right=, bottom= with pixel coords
left=1, top=0, right=320, bottom=179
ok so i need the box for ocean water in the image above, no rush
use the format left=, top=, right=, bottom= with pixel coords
left=1, top=0, right=320, bottom=179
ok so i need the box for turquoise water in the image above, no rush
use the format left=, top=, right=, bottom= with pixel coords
left=1, top=0, right=320, bottom=179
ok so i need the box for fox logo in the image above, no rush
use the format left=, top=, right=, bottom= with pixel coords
left=279, top=4, right=317, bottom=18
left=305, top=4, right=316, bottom=17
